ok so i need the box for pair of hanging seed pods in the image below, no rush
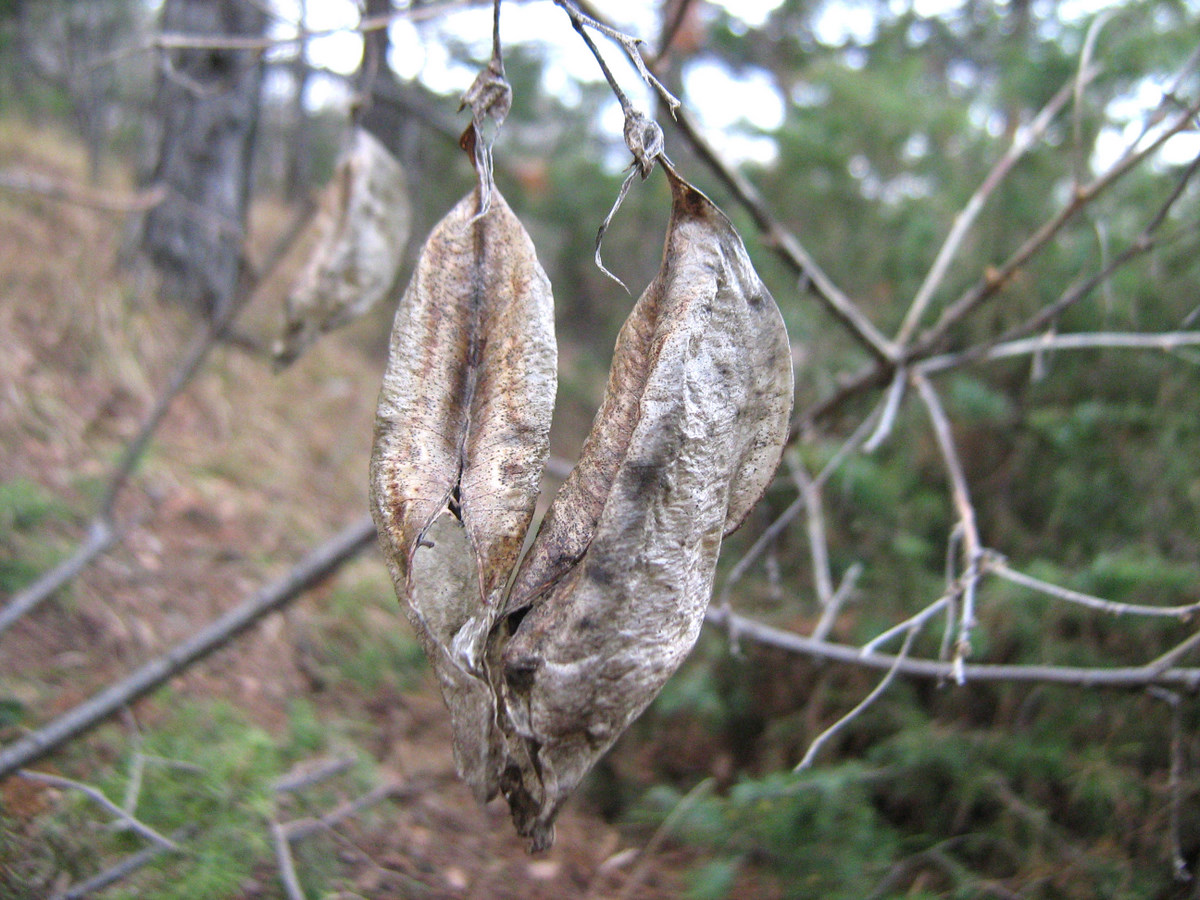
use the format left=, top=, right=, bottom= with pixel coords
left=369, top=122, right=794, bottom=851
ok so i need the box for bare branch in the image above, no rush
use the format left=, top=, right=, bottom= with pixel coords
left=668, top=107, right=895, bottom=363
left=799, top=95, right=1200, bottom=432
left=861, top=367, right=907, bottom=453
left=914, top=96, right=1200, bottom=356
left=282, top=781, right=411, bottom=843
left=553, top=0, right=681, bottom=115
left=48, top=826, right=194, bottom=900
left=704, top=605, right=1200, bottom=689
left=921, top=154, right=1200, bottom=376
left=0, top=520, right=119, bottom=637
left=810, top=561, right=856, bottom=644
left=920, top=330, right=1200, bottom=374
left=987, top=558, right=1200, bottom=620
left=617, top=778, right=716, bottom=900
left=271, top=817, right=308, bottom=900
left=274, top=755, right=358, bottom=794
left=0, top=517, right=377, bottom=779
left=861, top=596, right=953, bottom=656
left=0, top=168, right=166, bottom=213
left=18, top=770, right=178, bottom=851
left=894, top=74, right=1084, bottom=344
left=1071, top=14, right=1113, bottom=186
left=913, top=373, right=982, bottom=682
left=796, top=627, right=917, bottom=771
left=787, top=453, right=834, bottom=608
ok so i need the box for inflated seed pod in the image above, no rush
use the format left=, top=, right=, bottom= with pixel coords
left=369, top=128, right=556, bottom=802
left=274, top=129, right=410, bottom=367
left=495, top=163, right=793, bottom=850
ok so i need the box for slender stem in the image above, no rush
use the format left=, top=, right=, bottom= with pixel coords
left=988, top=559, right=1200, bottom=620
left=556, top=1, right=631, bottom=113
left=920, top=330, right=1200, bottom=374
left=704, top=605, right=1200, bottom=689
left=48, top=826, right=194, bottom=900
left=796, top=628, right=917, bottom=771
left=492, top=0, right=502, bottom=67
left=0, top=517, right=377, bottom=779
left=894, top=75, right=1082, bottom=345
left=671, top=107, right=895, bottom=364
left=18, top=770, right=178, bottom=851
left=914, top=373, right=982, bottom=680
left=913, top=96, right=1200, bottom=356
left=271, top=817, right=308, bottom=900
left=861, top=596, right=953, bottom=656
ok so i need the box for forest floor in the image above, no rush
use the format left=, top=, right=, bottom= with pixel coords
left=0, top=120, right=704, bottom=899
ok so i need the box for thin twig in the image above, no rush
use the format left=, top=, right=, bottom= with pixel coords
left=668, top=106, right=895, bottom=364
left=18, top=770, right=178, bottom=851
left=553, top=0, right=680, bottom=115
left=704, top=605, right=1200, bottom=689
left=271, top=817, right=308, bottom=900
left=987, top=558, right=1200, bottom=620
left=894, top=74, right=1084, bottom=344
left=0, top=520, right=118, bottom=637
left=1147, top=687, right=1192, bottom=882
left=913, top=95, right=1200, bottom=356
left=922, top=155, right=1200, bottom=377
left=798, top=94, right=1200, bottom=432
left=812, top=562, right=863, bottom=644
left=913, top=373, right=982, bottom=683
left=787, top=452, right=834, bottom=607
left=1143, top=630, right=1200, bottom=677
left=0, top=169, right=166, bottom=213
left=274, top=755, right=358, bottom=794
left=1072, top=14, right=1112, bottom=187
left=48, top=826, right=194, bottom=900
left=0, top=517, right=377, bottom=779
left=283, top=781, right=411, bottom=843
left=920, top=330, right=1200, bottom=374
left=795, top=627, right=918, bottom=771
left=861, top=366, right=907, bottom=452
left=616, top=778, right=715, bottom=900
left=861, top=595, right=953, bottom=656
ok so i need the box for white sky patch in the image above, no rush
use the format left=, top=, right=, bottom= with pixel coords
left=388, top=19, right=426, bottom=81
left=813, top=0, right=881, bottom=45
left=685, top=61, right=784, bottom=132
left=710, top=0, right=785, bottom=28
left=302, top=0, right=362, bottom=75
left=685, top=62, right=784, bottom=165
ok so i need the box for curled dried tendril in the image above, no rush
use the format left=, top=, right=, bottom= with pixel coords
left=459, top=0, right=513, bottom=218
left=594, top=109, right=669, bottom=292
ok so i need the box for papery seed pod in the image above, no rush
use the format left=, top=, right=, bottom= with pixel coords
left=495, top=163, right=793, bottom=850
left=369, top=139, right=556, bottom=801
left=274, top=129, right=411, bottom=368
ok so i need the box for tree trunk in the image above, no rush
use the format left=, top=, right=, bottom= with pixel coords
left=140, top=0, right=266, bottom=319
left=283, top=0, right=311, bottom=200
left=358, top=0, right=415, bottom=157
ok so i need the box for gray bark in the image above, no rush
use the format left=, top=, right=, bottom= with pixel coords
left=140, top=0, right=266, bottom=318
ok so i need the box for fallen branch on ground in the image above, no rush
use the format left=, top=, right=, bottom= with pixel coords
left=0, top=516, right=376, bottom=779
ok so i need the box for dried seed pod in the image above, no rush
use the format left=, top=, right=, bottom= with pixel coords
left=369, top=170, right=556, bottom=801
left=496, top=164, right=793, bottom=849
left=274, top=129, right=410, bottom=367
